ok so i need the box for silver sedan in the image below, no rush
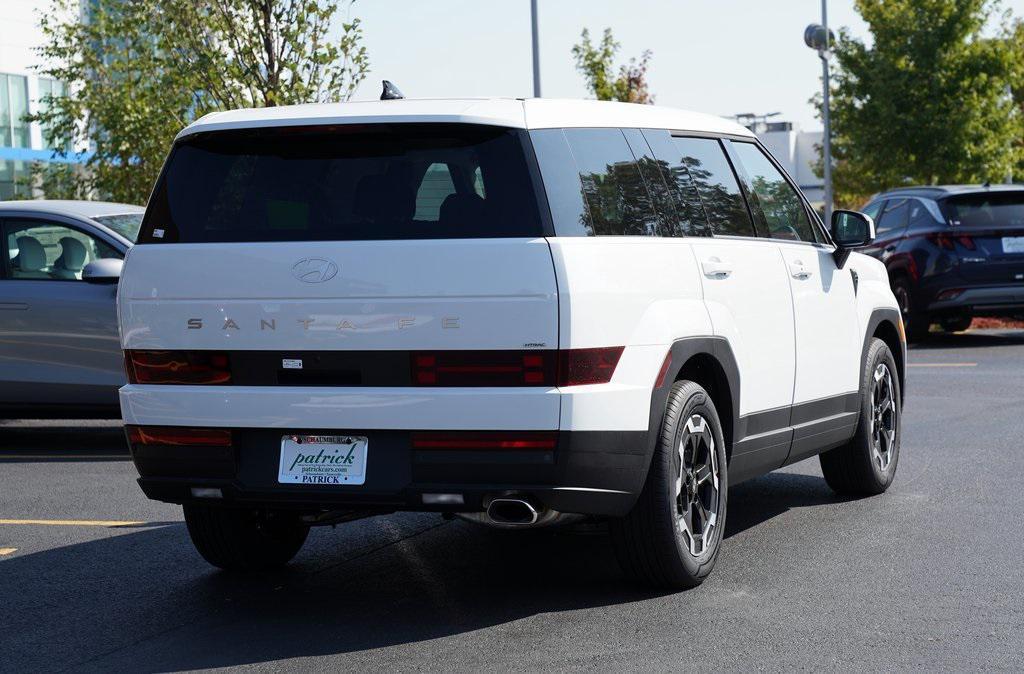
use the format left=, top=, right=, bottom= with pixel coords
left=0, top=200, right=143, bottom=418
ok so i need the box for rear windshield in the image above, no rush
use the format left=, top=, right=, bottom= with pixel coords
left=139, top=124, right=545, bottom=243
left=93, top=213, right=144, bottom=242
left=940, top=192, right=1024, bottom=228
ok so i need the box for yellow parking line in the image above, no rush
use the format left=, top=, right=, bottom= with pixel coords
left=0, top=547, right=16, bottom=556
left=907, top=363, right=977, bottom=367
left=0, top=519, right=145, bottom=528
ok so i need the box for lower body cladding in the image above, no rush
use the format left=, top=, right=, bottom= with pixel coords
left=129, top=428, right=649, bottom=519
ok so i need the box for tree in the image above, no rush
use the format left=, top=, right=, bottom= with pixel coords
left=23, top=0, right=369, bottom=204
left=819, top=0, right=1023, bottom=207
left=571, top=28, right=654, bottom=104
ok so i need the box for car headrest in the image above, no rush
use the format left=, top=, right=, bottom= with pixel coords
left=55, top=237, right=88, bottom=271
left=15, top=236, right=46, bottom=272
left=439, top=193, right=485, bottom=230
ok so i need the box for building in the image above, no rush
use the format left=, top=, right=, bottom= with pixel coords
left=737, top=115, right=825, bottom=210
left=0, top=0, right=87, bottom=199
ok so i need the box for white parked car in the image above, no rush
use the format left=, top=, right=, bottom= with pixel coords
left=118, top=97, right=905, bottom=588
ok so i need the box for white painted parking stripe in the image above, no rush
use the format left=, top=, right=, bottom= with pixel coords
left=0, top=519, right=146, bottom=528
left=0, top=547, right=17, bottom=556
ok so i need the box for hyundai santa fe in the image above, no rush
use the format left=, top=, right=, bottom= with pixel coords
left=119, top=96, right=905, bottom=589
left=860, top=185, right=1024, bottom=341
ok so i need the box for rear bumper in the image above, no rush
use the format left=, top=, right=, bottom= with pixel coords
left=926, top=284, right=1024, bottom=314
left=132, top=429, right=648, bottom=517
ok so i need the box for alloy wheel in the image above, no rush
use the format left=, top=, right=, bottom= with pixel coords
left=870, top=364, right=898, bottom=471
left=675, top=414, right=720, bottom=557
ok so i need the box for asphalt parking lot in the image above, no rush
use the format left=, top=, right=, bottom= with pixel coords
left=2, top=330, right=1023, bottom=672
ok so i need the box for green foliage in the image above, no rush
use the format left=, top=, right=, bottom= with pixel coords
left=819, top=0, right=1023, bottom=207
left=571, top=28, right=654, bottom=104
left=24, top=0, right=369, bottom=204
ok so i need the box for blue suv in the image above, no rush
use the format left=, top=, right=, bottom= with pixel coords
left=861, top=185, right=1024, bottom=341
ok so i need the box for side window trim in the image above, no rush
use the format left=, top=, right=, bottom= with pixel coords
left=0, top=218, right=8, bottom=280
left=617, top=128, right=664, bottom=236
left=717, top=137, right=762, bottom=238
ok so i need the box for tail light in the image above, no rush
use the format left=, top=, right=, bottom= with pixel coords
left=927, top=233, right=957, bottom=251
left=559, top=346, right=624, bottom=386
left=125, top=350, right=231, bottom=385
left=410, top=347, right=623, bottom=387
left=126, top=425, right=232, bottom=447
left=411, top=431, right=557, bottom=450
left=957, top=235, right=976, bottom=251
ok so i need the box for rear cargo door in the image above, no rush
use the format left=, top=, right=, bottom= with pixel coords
left=121, top=122, right=559, bottom=355
left=941, top=192, right=1024, bottom=284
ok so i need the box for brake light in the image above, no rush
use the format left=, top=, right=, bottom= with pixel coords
left=125, top=350, right=231, bottom=385
left=126, top=425, right=232, bottom=447
left=411, top=350, right=557, bottom=386
left=411, top=431, right=557, bottom=450
left=957, top=235, right=977, bottom=251
left=558, top=346, right=624, bottom=386
left=928, top=233, right=956, bottom=251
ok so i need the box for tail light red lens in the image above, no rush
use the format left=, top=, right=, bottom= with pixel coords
left=928, top=233, right=957, bottom=251
left=125, top=350, right=231, bottom=385
left=409, top=347, right=624, bottom=387
left=411, top=350, right=557, bottom=386
left=411, top=431, right=557, bottom=450
left=558, top=346, right=624, bottom=386
left=126, top=425, right=232, bottom=447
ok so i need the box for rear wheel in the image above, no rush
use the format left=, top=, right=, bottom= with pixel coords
left=610, top=380, right=727, bottom=589
left=892, top=276, right=930, bottom=342
left=819, top=338, right=901, bottom=495
left=183, top=505, right=309, bottom=571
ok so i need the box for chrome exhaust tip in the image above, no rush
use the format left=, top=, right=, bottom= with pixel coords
left=486, top=497, right=540, bottom=525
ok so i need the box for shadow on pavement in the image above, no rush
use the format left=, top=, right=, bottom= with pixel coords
left=909, top=328, right=1024, bottom=351
left=0, top=423, right=128, bottom=460
left=0, top=471, right=847, bottom=671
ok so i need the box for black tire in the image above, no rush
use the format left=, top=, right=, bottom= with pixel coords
left=610, top=380, right=728, bottom=589
left=819, top=338, right=902, bottom=495
left=183, top=505, right=309, bottom=571
left=939, top=315, right=972, bottom=333
left=892, top=276, right=930, bottom=342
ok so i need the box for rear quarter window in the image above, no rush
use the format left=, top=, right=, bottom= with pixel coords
left=139, top=124, right=545, bottom=243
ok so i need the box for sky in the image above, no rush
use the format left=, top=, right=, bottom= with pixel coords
left=344, top=0, right=1024, bottom=131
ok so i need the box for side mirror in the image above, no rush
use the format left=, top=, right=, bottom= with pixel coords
left=830, top=210, right=876, bottom=268
left=82, top=258, right=123, bottom=284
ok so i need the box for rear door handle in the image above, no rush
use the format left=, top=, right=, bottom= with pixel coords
left=0, top=303, right=29, bottom=310
left=789, top=261, right=813, bottom=280
left=701, top=258, right=732, bottom=279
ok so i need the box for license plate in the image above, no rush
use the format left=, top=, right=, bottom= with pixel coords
left=278, top=435, right=368, bottom=485
left=1002, top=237, right=1024, bottom=254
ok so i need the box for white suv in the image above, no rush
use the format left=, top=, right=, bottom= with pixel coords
left=119, top=97, right=905, bottom=588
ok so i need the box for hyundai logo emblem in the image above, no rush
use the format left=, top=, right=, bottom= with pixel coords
left=291, top=258, right=338, bottom=283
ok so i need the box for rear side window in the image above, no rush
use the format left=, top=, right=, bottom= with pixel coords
left=530, top=128, right=659, bottom=236
left=671, top=137, right=754, bottom=237
left=639, top=128, right=712, bottom=237
left=139, top=124, right=544, bottom=243
left=876, top=198, right=909, bottom=236
left=729, top=141, right=816, bottom=242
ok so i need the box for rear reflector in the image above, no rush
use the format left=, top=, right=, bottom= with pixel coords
left=411, top=431, right=557, bottom=450
left=125, top=350, right=231, bottom=385
left=126, top=426, right=233, bottom=447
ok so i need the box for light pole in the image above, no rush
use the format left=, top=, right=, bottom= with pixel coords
left=805, top=1, right=834, bottom=224
left=531, top=0, right=541, bottom=97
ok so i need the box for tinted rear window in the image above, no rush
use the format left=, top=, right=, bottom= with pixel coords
left=139, top=124, right=545, bottom=243
left=671, top=137, right=754, bottom=237
left=940, top=192, right=1024, bottom=228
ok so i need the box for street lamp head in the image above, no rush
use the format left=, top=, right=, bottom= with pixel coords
left=804, top=24, right=834, bottom=51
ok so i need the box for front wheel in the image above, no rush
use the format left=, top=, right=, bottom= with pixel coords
left=819, top=338, right=902, bottom=495
left=184, top=505, right=309, bottom=571
left=610, top=380, right=728, bottom=589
